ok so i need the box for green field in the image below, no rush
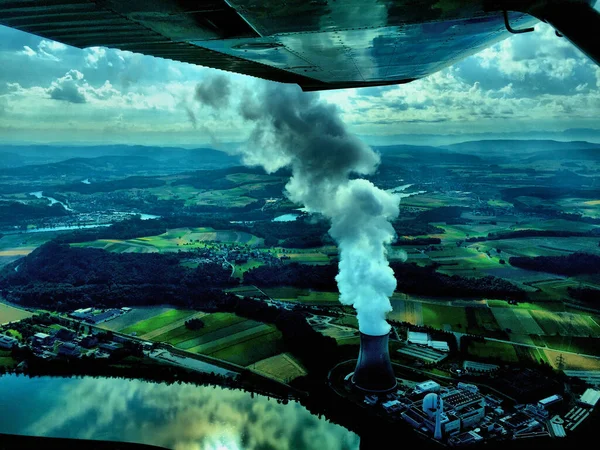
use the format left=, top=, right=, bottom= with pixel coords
left=153, top=312, right=246, bottom=345
left=148, top=184, right=259, bottom=208
left=208, top=327, right=284, bottom=367
left=422, top=304, right=468, bottom=331
left=467, top=340, right=519, bottom=363
left=121, top=309, right=196, bottom=336
left=233, top=260, right=264, bottom=280
left=542, top=335, right=600, bottom=356
left=529, top=310, right=600, bottom=337
left=72, top=227, right=263, bottom=253
left=0, top=349, right=15, bottom=368
left=262, top=287, right=340, bottom=305
left=465, top=307, right=502, bottom=335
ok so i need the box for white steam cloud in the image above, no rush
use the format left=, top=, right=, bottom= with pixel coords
left=195, top=79, right=399, bottom=336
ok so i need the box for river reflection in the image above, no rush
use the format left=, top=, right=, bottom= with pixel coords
left=0, top=375, right=359, bottom=450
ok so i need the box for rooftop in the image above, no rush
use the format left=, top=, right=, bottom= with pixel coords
left=580, top=389, right=600, bottom=408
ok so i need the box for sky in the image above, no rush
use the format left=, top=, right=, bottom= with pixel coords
left=0, top=8, right=599, bottom=147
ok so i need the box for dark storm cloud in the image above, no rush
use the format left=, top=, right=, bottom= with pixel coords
left=195, top=74, right=232, bottom=109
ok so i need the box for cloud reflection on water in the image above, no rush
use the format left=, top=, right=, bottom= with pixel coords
left=21, top=377, right=359, bottom=450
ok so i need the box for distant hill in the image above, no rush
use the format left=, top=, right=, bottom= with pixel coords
left=373, top=144, right=482, bottom=164
left=0, top=145, right=241, bottom=173
left=443, top=140, right=600, bottom=158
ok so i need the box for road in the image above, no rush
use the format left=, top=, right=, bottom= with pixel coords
left=150, top=349, right=237, bottom=377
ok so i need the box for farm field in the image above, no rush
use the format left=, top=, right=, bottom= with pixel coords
left=475, top=237, right=600, bottom=258
left=466, top=340, right=519, bottom=363
left=282, top=251, right=331, bottom=265
left=251, top=352, right=307, bottom=383
left=388, top=299, right=423, bottom=325
left=225, top=285, right=265, bottom=297
left=543, top=349, right=600, bottom=371
left=0, top=232, right=58, bottom=268
left=542, top=336, right=600, bottom=357
left=232, top=260, right=264, bottom=279
left=465, top=307, right=502, bottom=335
left=98, top=306, right=172, bottom=332
left=529, top=310, right=600, bottom=337
left=147, top=184, right=258, bottom=208
left=422, top=303, right=468, bottom=331
left=71, top=227, right=263, bottom=253
left=0, top=301, right=33, bottom=324
left=262, top=287, right=340, bottom=305
left=150, top=312, right=286, bottom=367
left=120, top=309, right=197, bottom=336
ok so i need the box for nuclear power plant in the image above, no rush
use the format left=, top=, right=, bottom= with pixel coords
left=352, top=332, right=397, bottom=393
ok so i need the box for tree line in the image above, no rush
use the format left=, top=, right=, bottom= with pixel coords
left=509, top=252, right=600, bottom=276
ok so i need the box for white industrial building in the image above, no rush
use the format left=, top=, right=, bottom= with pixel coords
left=406, top=331, right=450, bottom=353
left=580, top=389, right=600, bottom=408
left=407, top=331, right=429, bottom=346
left=414, top=380, right=441, bottom=394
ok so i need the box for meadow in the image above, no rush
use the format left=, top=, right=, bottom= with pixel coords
left=72, top=227, right=263, bottom=253
left=262, top=287, right=340, bottom=305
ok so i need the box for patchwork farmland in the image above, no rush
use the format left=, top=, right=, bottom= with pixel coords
left=102, top=308, right=286, bottom=369
left=72, top=227, right=263, bottom=254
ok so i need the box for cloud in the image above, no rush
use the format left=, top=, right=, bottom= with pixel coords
left=20, top=39, right=67, bottom=61
left=47, top=69, right=87, bottom=103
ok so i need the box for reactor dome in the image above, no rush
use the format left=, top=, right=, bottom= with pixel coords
left=422, top=393, right=442, bottom=418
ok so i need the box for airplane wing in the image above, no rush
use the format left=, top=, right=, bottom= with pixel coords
left=0, top=0, right=598, bottom=91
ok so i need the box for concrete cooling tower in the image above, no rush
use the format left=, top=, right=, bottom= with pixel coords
left=352, top=332, right=397, bottom=393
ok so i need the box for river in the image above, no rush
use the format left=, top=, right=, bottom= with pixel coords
left=30, top=191, right=73, bottom=212
left=0, top=374, right=359, bottom=450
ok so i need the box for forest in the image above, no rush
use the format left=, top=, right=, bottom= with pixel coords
left=509, top=252, right=600, bottom=276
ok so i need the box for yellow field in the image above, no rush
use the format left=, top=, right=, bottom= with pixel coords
left=0, top=302, right=33, bottom=324
left=544, top=349, right=600, bottom=371
left=252, top=352, right=307, bottom=383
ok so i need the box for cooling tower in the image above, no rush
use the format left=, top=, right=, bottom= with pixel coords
left=352, top=332, right=397, bottom=393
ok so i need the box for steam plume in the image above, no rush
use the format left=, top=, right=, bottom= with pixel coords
left=196, top=79, right=399, bottom=336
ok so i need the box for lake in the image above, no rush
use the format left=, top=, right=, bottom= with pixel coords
left=0, top=374, right=359, bottom=450
left=273, top=214, right=299, bottom=222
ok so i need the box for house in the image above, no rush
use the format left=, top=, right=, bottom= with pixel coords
left=58, top=342, right=80, bottom=357
left=32, top=332, right=52, bottom=346
left=53, top=328, right=76, bottom=342
left=0, top=334, right=18, bottom=349
left=98, top=342, right=120, bottom=354
left=80, top=335, right=99, bottom=348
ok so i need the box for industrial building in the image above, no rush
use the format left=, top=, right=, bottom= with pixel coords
left=406, top=331, right=450, bottom=353
left=0, top=334, right=18, bottom=349
left=394, top=380, right=489, bottom=440
left=579, top=389, right=600, bottom=408
left=462, top=360, right=499, bottom=373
